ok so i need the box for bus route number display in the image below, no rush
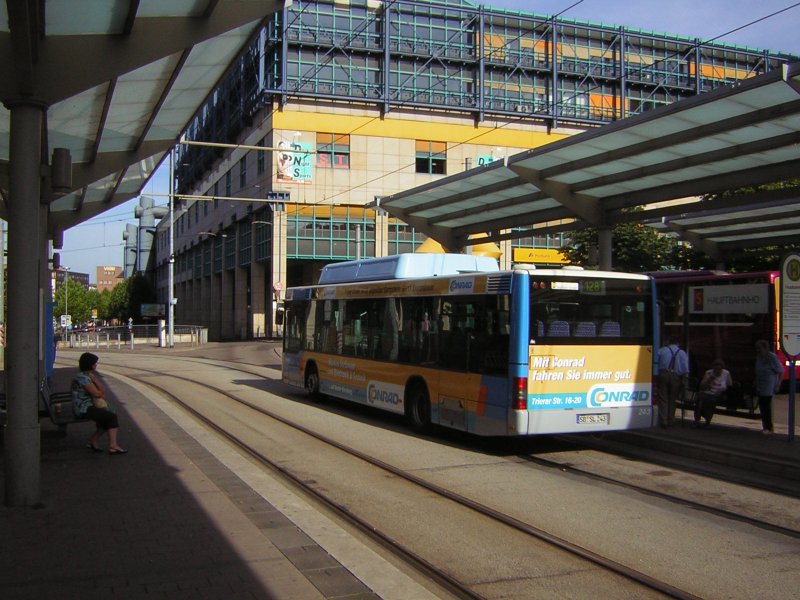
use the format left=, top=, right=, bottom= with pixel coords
left=581, top=280, right=606, bottom=295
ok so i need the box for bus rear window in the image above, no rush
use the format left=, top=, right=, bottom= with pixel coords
left=530, top=277, right=651, bottom=343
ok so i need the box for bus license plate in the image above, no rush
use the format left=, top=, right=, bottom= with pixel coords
left=577, top=413, right=609, bottom=425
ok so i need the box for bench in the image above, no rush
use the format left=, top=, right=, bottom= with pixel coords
left=39, top=377, right=89, bottom=435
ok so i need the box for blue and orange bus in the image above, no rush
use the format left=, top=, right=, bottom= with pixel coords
left=282, top=254, right=657, bottom=435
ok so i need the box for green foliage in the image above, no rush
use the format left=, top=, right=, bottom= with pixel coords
left=107, top=279, right=129, bottom=322
left=561, top=221, right=682, bottom=272
left=54, top=278, right=95, bottom=324
left=128, top=274, right=157, bottom=321
left=104, top=274, right=157, bottom=323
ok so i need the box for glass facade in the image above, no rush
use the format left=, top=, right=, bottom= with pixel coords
left=176, top=0, right=793, bottom=196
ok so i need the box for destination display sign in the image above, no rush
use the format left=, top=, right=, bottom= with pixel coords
left=780, top=252, right=800, bottom=357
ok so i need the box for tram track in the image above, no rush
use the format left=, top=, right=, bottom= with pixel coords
left=100, top=358, right=701, bottom=599
left=518, top=450, right=800, bottom=539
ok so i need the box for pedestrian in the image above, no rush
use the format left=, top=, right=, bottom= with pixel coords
left=754, top=339, right=783, bottom=435
left=71, top=352, right=128, bottom=454
left=657, top=335, right=689, bottom=427
left=693, top=358, right=732, bottom=428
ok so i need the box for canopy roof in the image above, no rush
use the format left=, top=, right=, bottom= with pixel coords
left=0, top=0, right=285, bottom=240
left=377, top=62, right=800, bottom=261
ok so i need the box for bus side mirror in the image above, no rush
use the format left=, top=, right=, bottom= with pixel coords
left=275, top=308, right=284, bottom=326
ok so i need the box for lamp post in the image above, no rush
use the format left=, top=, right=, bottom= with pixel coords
left=63, top=267, right=71, bottom=324
left=61, top=266, right=71, bottom=342
left=168, top=149, right=175, bottom=348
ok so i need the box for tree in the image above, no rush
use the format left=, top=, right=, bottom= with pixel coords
left=105, top=274, right=157, bottom=324
left=107, top=278, right=130, bottom=323
left=561, top=218, right=680, bottom=272
left=54, top=278, right=93, bottom=324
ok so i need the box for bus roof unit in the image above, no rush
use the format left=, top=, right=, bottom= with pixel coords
left=318, top=253, right=499, bottom=284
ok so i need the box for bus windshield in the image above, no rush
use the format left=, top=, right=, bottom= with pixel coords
left=530, top=276, right=651, bottom=343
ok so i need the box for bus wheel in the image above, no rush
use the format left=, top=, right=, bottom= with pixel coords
left=407, top=383, right=431, bottom=434
left=305, top=364, right=321, bottom=401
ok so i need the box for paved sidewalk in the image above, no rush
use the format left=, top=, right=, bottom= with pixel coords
left=2, top=341, right=798, bottom=599
left=0, top=363, right=382, bottom=600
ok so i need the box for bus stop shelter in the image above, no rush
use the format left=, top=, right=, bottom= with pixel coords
left=0, top=0, right=286, bottom=507
left=375, top=62, right=800, bottom=269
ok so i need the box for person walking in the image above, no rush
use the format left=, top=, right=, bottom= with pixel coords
left=754, top=339, right=783, bottom=435
left=72, top=352, right=128, bottom=454
left=657, top=335, right=689, bottom=427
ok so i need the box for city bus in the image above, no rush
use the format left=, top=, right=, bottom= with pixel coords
left=282, top=254, right=657, bottom=436
left=651, top=270, right=798, bottom=406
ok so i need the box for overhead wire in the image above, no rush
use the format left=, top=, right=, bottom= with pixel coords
left=305, top=0, right=800, bottom=205
left=72, top=0, right=799, bottom=265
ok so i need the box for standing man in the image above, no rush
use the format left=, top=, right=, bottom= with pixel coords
left=657, top=335, right=689, bottom=428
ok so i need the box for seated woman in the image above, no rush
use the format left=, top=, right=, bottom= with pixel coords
left=694, top=358, right=733, bottom=428
left=72, top=352, right=127, bottom=454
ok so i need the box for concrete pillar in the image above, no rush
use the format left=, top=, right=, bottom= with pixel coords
left=269, top=206, right=287, bottom=338
left=211, top=273, right=222, bottom=340
left=4, top=101, right=45, bottom=507
left=374, top=210, right=389, bottom=258
left=499, top=236, right=513, bottom=270
left=39, top=204, right=50, bottom=383
left=234, top=265, right=247, bottom=339
left=251, top=259, right=266, bottom=338
left=598, top=227, right=613, bottom=271
left=221, top=268, right=234, bottom=340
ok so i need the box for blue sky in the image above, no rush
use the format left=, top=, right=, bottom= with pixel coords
left=59, top=0, right=800, bottom=281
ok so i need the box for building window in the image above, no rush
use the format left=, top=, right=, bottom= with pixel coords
left=316, top=133, right=350, bottom=169
left=239, top=158, right=246, bottom=188
left=225, top=171, right=232, bottom=197
left=415, top=140, right=446, bottom=175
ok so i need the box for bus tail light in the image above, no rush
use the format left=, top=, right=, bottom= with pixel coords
left=512, top=377, right=528, bottom=410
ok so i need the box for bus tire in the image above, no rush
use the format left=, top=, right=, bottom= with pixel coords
left=406, top=382, right=431, bottom=434
left=305, top=363, right=322, bottom=401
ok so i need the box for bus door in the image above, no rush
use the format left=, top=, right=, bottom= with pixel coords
left=433, top=295, right=511, bottom=434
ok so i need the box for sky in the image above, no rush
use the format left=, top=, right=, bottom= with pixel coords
left=59, top=0, right=800, bottom=281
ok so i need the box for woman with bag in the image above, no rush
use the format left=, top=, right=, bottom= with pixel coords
left=754, top=340, right=784, bottom=435
left=72, top=352, right=127, bottom=454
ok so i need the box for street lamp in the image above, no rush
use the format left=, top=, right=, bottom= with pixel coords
left=168, top=149, right=175, bottom=348
left=61, top=266, right=71, bottom=331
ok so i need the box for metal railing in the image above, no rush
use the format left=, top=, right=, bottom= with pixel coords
left=59, top=325, right=208, bottom=349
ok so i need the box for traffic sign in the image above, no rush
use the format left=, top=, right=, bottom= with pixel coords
left=60, top=314, right=72, bottom=328
left=779, top=252, right=800, bottom=358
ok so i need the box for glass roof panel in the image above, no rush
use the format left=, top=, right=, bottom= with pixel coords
left=138, top=0, right=208, bottom=17
left=148, top=25, right=255, bottom=142
left=46, top=0, right=129, bottom=35
left=100, top=56, right=181, bottom=153
left=48, top=85, right=107, bottom=162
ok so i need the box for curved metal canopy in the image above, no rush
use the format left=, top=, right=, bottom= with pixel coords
left=377, top=62, right=800, bottom=262
left=0, top=0, right=286, bottom=241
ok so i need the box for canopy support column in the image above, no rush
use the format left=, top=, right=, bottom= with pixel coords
left=4, top=100, right=45, bottom=507
left=598, top=228, right=613, bottom=271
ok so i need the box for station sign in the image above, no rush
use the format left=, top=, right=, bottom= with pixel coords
left=780, top=252, right=800, bottom=357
